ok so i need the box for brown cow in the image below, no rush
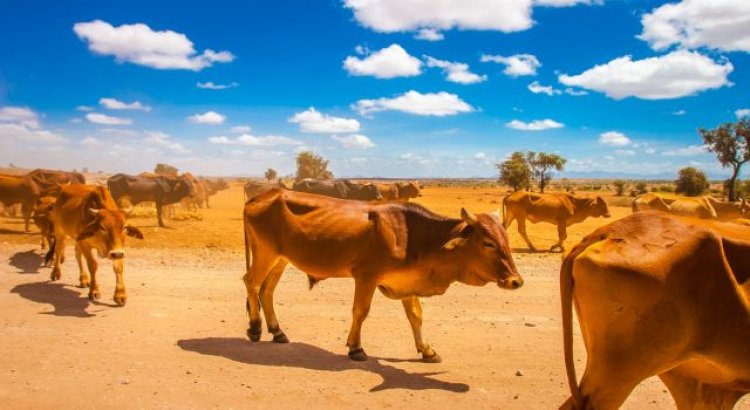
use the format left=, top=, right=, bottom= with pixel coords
left=561, top=212, right=750, bottom=409
left=707, top=196, right=749, bottom=221
left=242, top=189, right=523, bottom=362
left=0, top=174, right=40, bottom=231
left=47, top=184, right=143, bottom=305
left=244, top=180, right=287, bottom=202
left=502, top=191, right=610, bottom=252
left=27, top=168, right=86, bottom=191
left=374, top=181, right=421, bottom=201
left=181, top=173, right=206, bottom=211
left=33, top=196, right=56, bottom=250
left=633, top=192, right=720, bottom=219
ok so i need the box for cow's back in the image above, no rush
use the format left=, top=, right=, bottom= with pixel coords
left=0, top=175, right=37, bottom=205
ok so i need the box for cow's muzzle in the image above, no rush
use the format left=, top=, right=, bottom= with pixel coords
left=498, top=276, right=524, bottom=290
left=109, top=250, right=125, bottom=260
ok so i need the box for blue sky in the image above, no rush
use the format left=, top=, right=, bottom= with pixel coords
left=0, top=0, right=748, bottom=178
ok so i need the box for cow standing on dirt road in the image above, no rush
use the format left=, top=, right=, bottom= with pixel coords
left=0, top=174, right=40, bottom=232
left=242, top=189, right=523, bottom=362
left=107, top=173, right=193, bottom=227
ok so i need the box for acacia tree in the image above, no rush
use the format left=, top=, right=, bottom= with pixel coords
left=612, top=180, right=627, bottom=196
left=700, top=118, right=750, bottom=201
left=497, top=151, right=531, bottom=191
left=527, top=151, right=566, bottom=193
left=264, top=168, right=278, bottom=182
left=154, top=163, right=178, bottom=176
left=296, top=151, right=333, bottom=180
left=675, top=166, right=709, bottom=196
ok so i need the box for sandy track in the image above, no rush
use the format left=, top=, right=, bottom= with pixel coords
left=1, top=185, right=747, bottom=409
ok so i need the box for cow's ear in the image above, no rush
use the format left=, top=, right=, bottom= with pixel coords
left=442, top=237, right=468, bottom=251
left=125, top=225, right=144, bottom=240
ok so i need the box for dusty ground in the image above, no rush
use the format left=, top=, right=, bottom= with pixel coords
left=0, top=184, right=747, bottom=409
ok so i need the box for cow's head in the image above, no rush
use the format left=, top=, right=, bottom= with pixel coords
left=443, top=208, right=523, bottom=290
left=590, top=196, right=611, bottom=218
left=397, top=182, right=421, bottom=199
left=171, top=177, right=194, bottom=200
left=77, top=208, right=144, bottom=259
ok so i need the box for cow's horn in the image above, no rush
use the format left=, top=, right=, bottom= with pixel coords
left=461, top=208, right=478, bottom=225
left=88, top=208, right=101, bottom=215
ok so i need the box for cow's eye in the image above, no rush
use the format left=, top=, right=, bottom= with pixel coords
left=483, top=241, right=496, bottom=249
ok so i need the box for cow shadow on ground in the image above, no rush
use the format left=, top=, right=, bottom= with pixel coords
left=9, top=249, right=44, bottom=273
left=177, top=337, right=470, bottom=393
left=10, top=282, right=95, bottom=317
left=0, top=228, right=31, bottom=235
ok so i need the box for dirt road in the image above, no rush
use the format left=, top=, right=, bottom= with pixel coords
left=1, top=184, right=747, bottom=409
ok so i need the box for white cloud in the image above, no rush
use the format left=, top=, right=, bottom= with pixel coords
left=662, top=145, right=707, bottom=156
left=598, top=131, right=631, bottom=146
left=231, top=125, right=251, bottom=133
left=425, top=56, right=486, bottom=84
left=0, top=106, right=66, bottom=143
left=144, top=131, right=189, bottom=154
left=614, top=149, right=636, bottom=156
left=736, top=108, right=750, bottom=119
left=474, top=152, right=487, bottom=159
left=288, top=108, right=361, bottom=133
left=673, top=109, right=686, bottom=116
left=76, top=105, right=94, bottom=112
left=99, top=97, right=151, bottom=111
left=85, top=112, right=133, bottom=125
left=80, top=136, right=101, bottom=146
left=343, top=0, right=600, bottom=35
left=559, top=50, right=733, bottom=100
left=353, top=90, right=474, bottom=117
left=343, top=44, right=422, bottom=79
left=645, top=148, right=656, bottom=154
left=197, top=81, right=239, bottom=90
left=415, top=28, right=444, bottom=41
left=73, top=20, right=234, bottom=71
left=564, top=88, right=588, bottom=96
left=0, top=106, right=41, bottom=128
left=481, top=53, right=540, bottom=77
left=528, top=81, right=561, bottom=96
left=506, top=119, right=564, bottom=131
left=331, top=134, right=376, bottom=149
left=208, top=134, right=301, bottom=146
left=639, top=0, right=750, bottom=52
left=188, top=111, right=226, bottom=125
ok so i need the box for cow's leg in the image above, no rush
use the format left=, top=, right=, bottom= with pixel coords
left=21, top=202, right=32, bottom=232
left=346, top=277, right=378, bottom=361
left=259, top=259, right=289, bottom=343
left=112, top=258, right=126, bottom=306
left=156, top=201, right=165, bottom=227
left=50, top=235, right=65, bottom=281
left=660, top=369, right=744, bottom=410
left=551, top=222, right=568, bottom=252
left=243, top=251, right=277, bottom=342
left=75, top=243, right=90, bottom=288
left=402, top=296, right=441, bottom=363
left=516, top=217, right=537, bottom=251
left=80, top=243, right=100, bottom=300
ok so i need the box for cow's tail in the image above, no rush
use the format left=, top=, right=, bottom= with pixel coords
left=561, top=241, right=586, bottom=409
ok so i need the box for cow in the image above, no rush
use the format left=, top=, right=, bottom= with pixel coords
left=47, top=184, right=143, bottom=306
left=181, top=173, right=206, bottom=211
left=502, top=191, right=610, bottom=252
left=0, top=174, right=40, bottom=231
left=107, top=173, right=193, bottom=227
left=292, top=178, right=382, bottom=201
left=633, top=192, right=720, bottom=219
left=244, top=180, right=287, bottom=202
left=242, top=189, right=523, bottom=362
left=33, top=196, right=56, bottom=250
left=560, top=212, right=750, bottom=409
left=27, top=169, right=86, bottom=191
left=202, top=178, right=228, bottom=208
left=374, top=181, right=422, bottom=201
left=707, top=196, right=749, bottom=221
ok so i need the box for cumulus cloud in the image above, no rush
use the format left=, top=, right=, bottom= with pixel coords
left=352, top=90, right=474, bottom=116
left=231, top=125, right=251, bottom=133
left=343, top=0, right=600, bottom=35
left=639, top=0, right=750, bottom=52
left=528, top=81, right=561, bottom=96
left=736, top=108, right=750, bottom=119
left=0, top=106, right=41, bottom=128
left=73, top=20, right=234, bottom=71
left=615, top=149, right=636, bottom=156
left=598, top=131, right=631, bottom=146
left=506, top=119, right=564, bottom=131
left=144, top=131, right=189, bottom=154
left=331, top=134, right=376, bottom=149
left=208, top=134, right=301, bottom=146
left=558, top=50, right=733, bottom=100
left=197, top=81, right=239, bottom=90
left=0, top=106, right=66, bottom=143
left=425, top=56, right=486, bottom=84
left=85, top=112, right=133, bottom=125
left=343, top=44, right=422, bottom=79
left=188, top=111, right=226, bottom=125
left=289, top=108, right=361, bottom=133
left=481, top=54, right=540, bottom=77
left=662, top=145, right=707, bottom=156
left=415, top=28, right=444, bottom=41
left=564, top=88, right=588, bottom=96
left=99, top=97, right=151, bottom=111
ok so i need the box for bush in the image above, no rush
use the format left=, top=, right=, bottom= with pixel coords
left=675, top=167, right=709, bottom=196
left=613, top=180, right=627, bottom=196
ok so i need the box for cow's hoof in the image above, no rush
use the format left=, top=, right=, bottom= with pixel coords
left=272, top=332, right=289, bottom=344
left=348, top=347, right=368, bottom=361
left=247, top=328, right=262, bottom=342
left=50, top=269, right=61, bottom=281
left=89, top=290, right=100, bottom=300
left=113, top=294, right=126, bottom=306
left=422, top=351, right=442, bottom=363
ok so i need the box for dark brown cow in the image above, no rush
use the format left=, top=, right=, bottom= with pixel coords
left=0, top=174, right=40, bottom=231
left=243, top=189, right=523, bottom=362
left=47, top=184, right=143, bottom=305
left=244, top=180, right=287, bottom=201
left=561, top=212, right=750, bottom=409
left=33, top=196, right=56, bottom=250
left=27, top=169, right=86, bottom=191
left=292, top=178, right=382, bottom=201
left=107, top=173, right=193, bottom=227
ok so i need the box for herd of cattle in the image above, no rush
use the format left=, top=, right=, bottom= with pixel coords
left=1, top=168, right=749, bottom=409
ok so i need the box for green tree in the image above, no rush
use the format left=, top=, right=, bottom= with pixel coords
left=699, top=118, right=750, bottom=201
left=497, top=151, right=531, bottom=191
left=296, top=151, right=333, bottom=180
left=612, top=180, right=627, bottom=196
left=527, top=151, right=566, bottom=193
left=264, top=168, right=278, bottom=182
left=154, top=163, right=178, bottom=176
left=675, top=167, right=709, bottom=197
